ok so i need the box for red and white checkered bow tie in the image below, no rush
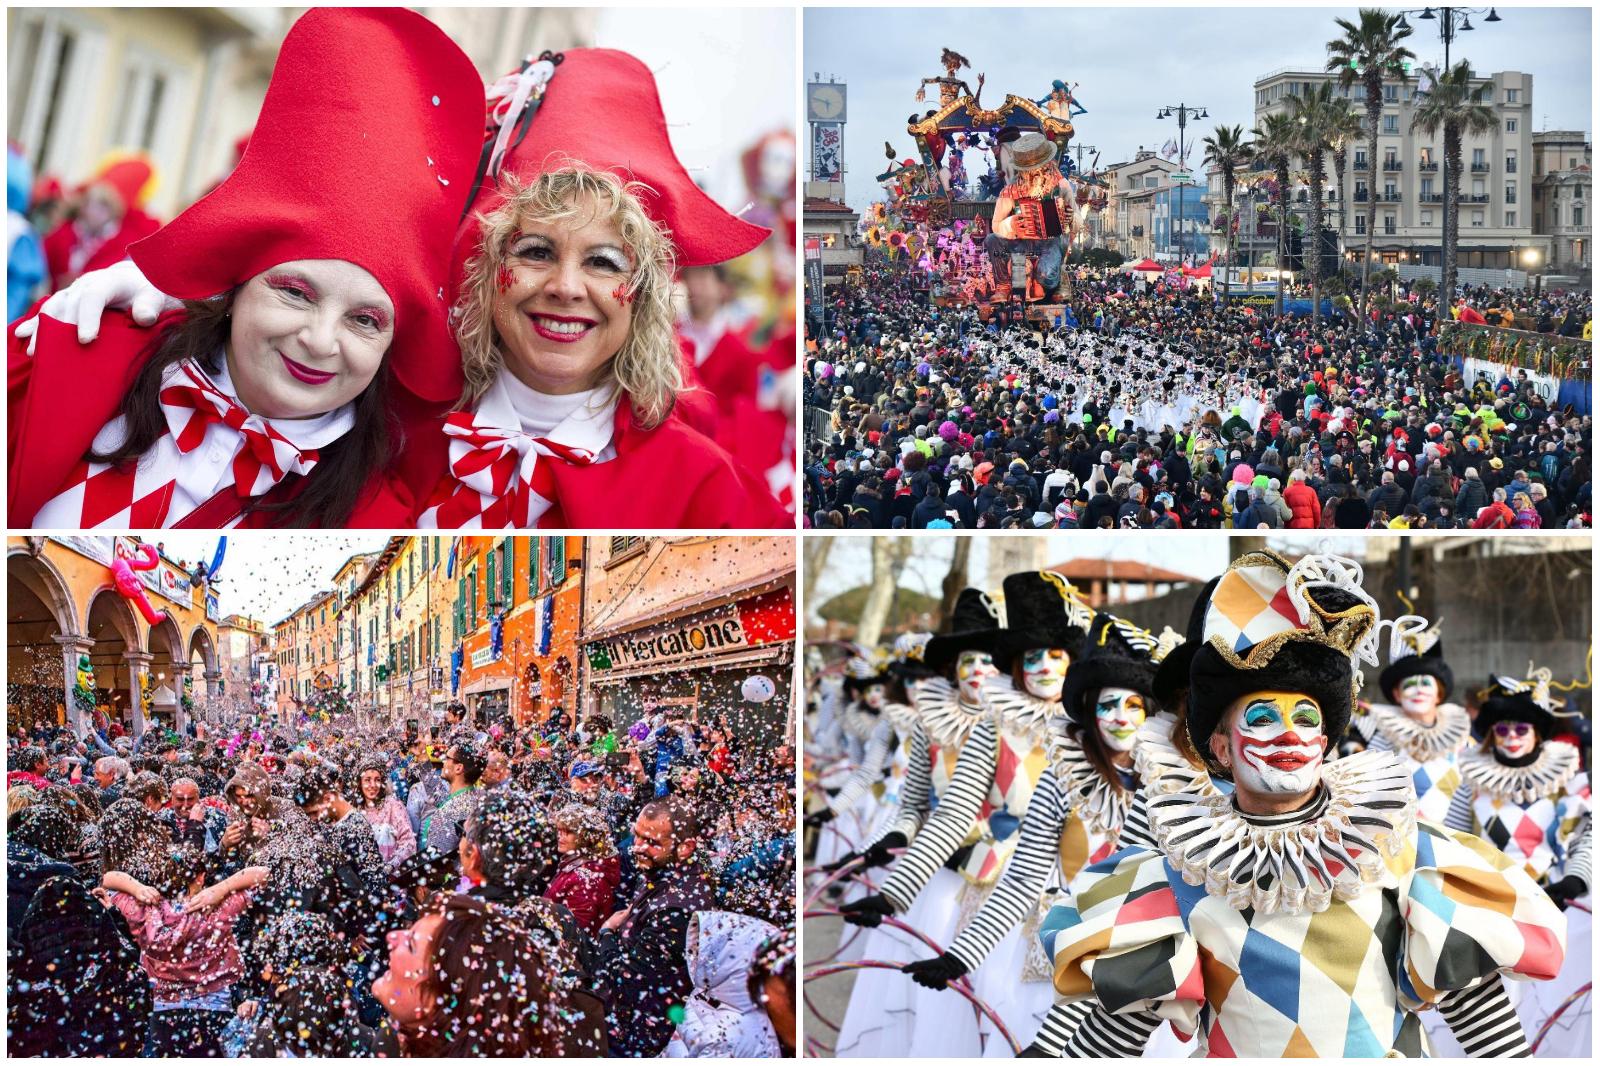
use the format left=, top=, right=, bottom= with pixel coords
left=430, top=412, right=599, bottom=528
left=158, top=364, right=322, bottom=495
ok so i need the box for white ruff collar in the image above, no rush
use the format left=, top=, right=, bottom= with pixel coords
left=1049, top=728, right=1130, bottom=838
left=1458, top=741, right=1580, bottom=805
left=1371, top=702, right=1471, bottom=762
left=841, top=703, right=881, bottom=742
left=980, top=675, right=1059, bottom=747
left=910, top=676, right=987, bottom=749
left=1147, top=750, right=1416, bottom=916
left=883, top=700, right=920, bottom=737
left=1130, top=712, right=1217, bottom=799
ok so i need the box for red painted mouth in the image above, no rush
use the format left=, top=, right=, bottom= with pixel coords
left=529, top=312, right=597, bottom=344
left=279, top=352, right=336, bottom=385
left=1258, top=751, right=1314, bottom=770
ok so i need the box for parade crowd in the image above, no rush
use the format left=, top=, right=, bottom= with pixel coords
left=803, top=555, right=1591, bottom=1057
left=804, top=257, right=1591, bottom=530
left=7, top=701, right=796, bottom=1057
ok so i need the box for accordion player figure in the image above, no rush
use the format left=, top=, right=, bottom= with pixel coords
left=984, top=132, right=1074, bottom=300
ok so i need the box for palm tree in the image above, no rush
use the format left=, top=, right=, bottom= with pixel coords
left=1328, top=9, right=1416, bottom=322
left=1288, top=83, right=1354, bottom=329
left=1326, top=105, right=1363, bottom=309
left=1202, top=124, right=1254, bottom=305
left=1411, top=61, right=1495, bottom=326
left=1252, top=112, right=1296, bottom=321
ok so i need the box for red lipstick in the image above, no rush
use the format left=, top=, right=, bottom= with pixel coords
left=279, top=352, right=336, bottom=384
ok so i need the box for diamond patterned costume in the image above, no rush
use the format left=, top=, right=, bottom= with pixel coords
left=1356, top=702, right=1470, bottom=823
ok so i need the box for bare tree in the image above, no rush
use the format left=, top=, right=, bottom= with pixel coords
left=802, top=537, right=835, bottom=612
left=857, top=538, right=915, bottom=648
left=938, top=538, right=973, bottom=629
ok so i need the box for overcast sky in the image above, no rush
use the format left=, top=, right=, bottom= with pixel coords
left=151, top=534, right=388, bottom=626
left=805, top=4, right=1592, bottom=213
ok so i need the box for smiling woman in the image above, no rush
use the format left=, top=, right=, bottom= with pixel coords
left=6, top=8, right=482, bottom=529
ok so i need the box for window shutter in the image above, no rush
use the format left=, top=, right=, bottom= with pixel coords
left=486, top=551, right=498, bottom=609
left=552, top=536, right=566, bottom=584
left=502, top=538, right=515, bottom=606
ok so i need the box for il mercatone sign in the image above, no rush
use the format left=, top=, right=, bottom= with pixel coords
left=587, top=608, right=747, bottom=671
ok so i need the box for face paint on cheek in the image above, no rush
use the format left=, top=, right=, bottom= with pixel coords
left=610, top=282, right=635, bottom=306
left=1229, top=693, right=1325, bottom=795
left=955, top=651, right=996, bottom=704
left=1021, top=650, right=1068, bottom=699
left=1094, top=688, right=1145, bottom=752
left=496, top=264, right=515, bottom=295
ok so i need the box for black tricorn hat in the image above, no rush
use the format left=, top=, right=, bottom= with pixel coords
left=1151, top=575, right=1221, bottom=710
left=1378, top=630, right=1454, bottom=701
left=924, top=587, right=1003, bottom=672
left=1474, top=673, right=1558, bottom=741
left=1186, top=552, right=1376, bottom=779
left=993, top=571, right=1090, bottom=671
left=1062, top=612, right=1160, bottom=730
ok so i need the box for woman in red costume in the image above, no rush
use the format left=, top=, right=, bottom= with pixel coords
left=42, top=156, right=162, bottom=294
left=8, top=8, right=482, bottom=528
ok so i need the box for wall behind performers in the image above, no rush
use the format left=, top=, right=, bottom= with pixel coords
left=1114, top=548, right=1592, bottom=712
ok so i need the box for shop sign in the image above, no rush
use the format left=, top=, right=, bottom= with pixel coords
left=470, top=645, right=499, bottom=669
left=588, top=607, right=746, bottom=670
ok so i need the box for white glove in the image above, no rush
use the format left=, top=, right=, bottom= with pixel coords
left=12, top=259, right=181, bottom=354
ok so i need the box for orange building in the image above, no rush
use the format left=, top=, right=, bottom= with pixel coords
left=453, top=536, right=584, bottom=728
left=580, top=536, right=796, bottom=748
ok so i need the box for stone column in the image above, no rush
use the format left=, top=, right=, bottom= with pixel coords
left=167, top=662, right=191, bottom=736
left=123, top=651, right=153, bottom=739
left=204, top=671, right=223, bottom=736
left=53, top=635, right=95, bottom=738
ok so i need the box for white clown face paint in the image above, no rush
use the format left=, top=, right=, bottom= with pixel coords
left=955, top=650, right=998, bottom=706
left=1397, top=674, right=1441, bottom=719
left=1020, top=648, right=1070, bottom=700
left=1094, top=687, right=1146, bottom=752
left=863, top=683, right=887, bottom=710
left=1221, top=691, right=1325, bottom=797
left=1491, top=719, right=1538, bottom=759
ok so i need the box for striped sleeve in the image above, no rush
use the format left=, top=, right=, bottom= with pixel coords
left=1026, top=999, right=1095, bottom=1057
left=878, top=717, right=997, bottom=912
left=884, top=723, right=933, bottom=843
left=1561, top=813, right=1591, bottom=889
left=1060, top=1004, right=1162, bottom=1057
left=1441, top=780, right=1477, bottom=833
left=1436, top=973, right=1530, bottom=1057
left=1364, top=727, right=1393, bottom=753
left=1354, top=711, right=1381, bottom=745
left=829, top=718, right=894, bottom=816
left=1119, top=787, right=1156, bottom=854
left=946, top=773, right=1065, bottom=970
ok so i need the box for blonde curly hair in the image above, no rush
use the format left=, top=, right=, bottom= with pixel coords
left=454, top=164, right=681, bottom=428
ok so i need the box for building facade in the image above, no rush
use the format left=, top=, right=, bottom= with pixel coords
left=1252, top=66, right=1546, bottom=271
left=214, top=613, right=265, bottom=719
left=580, top=536, right=796, bottom=748
left=1531, top=130, right=1591, bottom=275
left=1102, top=150, right=1187, bottom=260
left=9, top=536, right=221, bottom=737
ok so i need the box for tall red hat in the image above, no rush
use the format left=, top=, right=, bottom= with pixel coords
left=87, top=156, right=156, bottom=211
left=452, top=48, right=770, bottom=299
left=129, top=8, right=483, bottom=403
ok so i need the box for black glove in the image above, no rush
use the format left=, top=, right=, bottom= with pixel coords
left=901, top=951, right=968, bottom=989
left=838, top=893, right=895, bottom=928
left=821, top=850, right=861, bottom=874
left=859, top=830, right=908, bottom=869
left=804, top=808, right=835, bottom=830
left=1544, top=874, right=1587, bottom=910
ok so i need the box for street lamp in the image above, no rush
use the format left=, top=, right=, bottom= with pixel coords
left=1399, top=7, right=1503, bottom=70
left=1158, top=103, right=1208, bottom=265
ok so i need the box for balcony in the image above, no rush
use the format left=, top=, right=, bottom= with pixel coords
left=1382, top=160, right=1403, bottom=171
left=1467, top=194, right=1490, bottom=203
left=1353, top=159, right=1370, bottom=171
left=1383, top=227, right=1397, bottom=236
left=1382, top=192, right=1403, bottom=202
left=1354, top=191, right=1370, bottom=202
left=1420, top=193, right=1443, bottom=203
left=1471, top=162, right=1490, bottom=173
left=1419, top=161, right=1439, bottom=172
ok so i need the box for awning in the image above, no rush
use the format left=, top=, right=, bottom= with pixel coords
left=461, top=677, right=510, bottom=697
left=587, top=643, right=791, bottom=686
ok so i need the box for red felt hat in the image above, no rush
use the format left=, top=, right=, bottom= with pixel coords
left=129, top=8, right=484, bottom=404
left=452, top=48, right=769, bottom=298
left=88, top=157, right=155, bottom=211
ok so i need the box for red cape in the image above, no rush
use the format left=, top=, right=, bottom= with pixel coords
left=8, top=306, right=416, bottom=527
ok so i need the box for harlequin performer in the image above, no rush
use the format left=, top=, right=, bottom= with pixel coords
left=1434, top=669, right=1591, bottom=1057
left=1038, top=550, right=1567, bottom=1057
left=1353, top=622, right=1472, bottom=822
left=983, top=133, right=1074, bottom=300
left=408, top=48, right=788, bottom=529
left=8, top=8, right=483, bottom=529
left=42, top=155, right=162, bottom=293
left=899, top=612, right=1184, bottom=1056
left=807, top=648, right=898, bottom=871
left=828, top=589, right=1004, bottom=1055
left=837, top=571, right=1092, bottom=1057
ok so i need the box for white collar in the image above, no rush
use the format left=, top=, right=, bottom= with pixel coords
left=979, top=675, right=1059, bottom=747
left=1147, top=750, right=1416, bottom=916
left=1370, top=702, right=1471, bottom=762
left=188, top=354, right=356, bottom=451
left=1130, top=711, right=1217, bottom=800
left=841, top=702, right=881, bottom=741
left=490, top=367, right=620, bottom=441
left=910, top=677, right=987, bottom=749
left=1050, top=726, right=1132, bottom=838
left=1458, top=741, right=1580, bottom=805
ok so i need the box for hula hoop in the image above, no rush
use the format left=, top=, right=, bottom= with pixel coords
left=803, top=959, right=1023, bottom=1056
left=1528, top=982, right=1591, bottom=1055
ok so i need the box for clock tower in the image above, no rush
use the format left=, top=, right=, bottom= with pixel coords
left=806, top=79, right=847, bottom=186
